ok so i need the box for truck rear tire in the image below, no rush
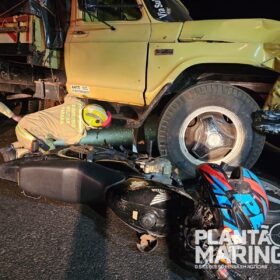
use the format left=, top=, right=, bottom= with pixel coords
left=157, top=82, right=265, bottom=178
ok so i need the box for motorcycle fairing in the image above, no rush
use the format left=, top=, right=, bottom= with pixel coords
left=241, top=168, right=268, bottom=215
left=18, top=159, right=125, bottom=204
left=108, top=178, right=194, bottom=237
left=198, top=163, right=268, bottom=234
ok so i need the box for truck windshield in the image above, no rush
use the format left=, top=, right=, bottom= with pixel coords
left=143, top=0, right=192, bottom=22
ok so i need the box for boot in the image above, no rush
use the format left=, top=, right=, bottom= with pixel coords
left=0, top=145, right=17, bottom=162
left=253, top=110, right=280, bottom=135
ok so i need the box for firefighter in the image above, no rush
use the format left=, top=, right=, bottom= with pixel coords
left=0, top=95, right=111, bottom=162
left=253, top=76, right=280, bottom=134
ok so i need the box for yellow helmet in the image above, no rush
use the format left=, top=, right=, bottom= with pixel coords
left=82, top=104, right=112, bottom=128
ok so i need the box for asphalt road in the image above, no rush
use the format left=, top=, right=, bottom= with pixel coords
left=0, top=120, right=279, bottom=280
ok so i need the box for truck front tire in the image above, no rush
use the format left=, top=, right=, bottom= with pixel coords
left=157, top=82, right=265, bottom=178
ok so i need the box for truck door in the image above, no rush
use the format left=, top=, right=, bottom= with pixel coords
left=65, top=0, right=151, bottom=106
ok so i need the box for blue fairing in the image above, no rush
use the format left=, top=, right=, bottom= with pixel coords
left=202, top=165, right=267, bottom=232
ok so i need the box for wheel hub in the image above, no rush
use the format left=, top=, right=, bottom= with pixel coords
left=185, top=114, right=236, bottom=161
left=206, top=133, right=223, bottom=148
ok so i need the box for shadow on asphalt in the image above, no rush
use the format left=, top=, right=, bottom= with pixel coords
left=64, top=203, right=200, bottom=280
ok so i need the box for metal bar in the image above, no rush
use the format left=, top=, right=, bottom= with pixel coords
left=0, top=26, right=28, bottom=33
left=0, top=15, right=29, bottom=24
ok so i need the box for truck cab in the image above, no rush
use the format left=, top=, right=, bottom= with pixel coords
left=1, top=0, right=280, bottom=177
left=66, top=0, right=191, bottom=106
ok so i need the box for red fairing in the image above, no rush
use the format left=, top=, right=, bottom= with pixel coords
left=198, top=164, right=233, bottom=191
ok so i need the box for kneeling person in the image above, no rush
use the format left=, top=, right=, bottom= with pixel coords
left=0, top=95, right=111, bottom=161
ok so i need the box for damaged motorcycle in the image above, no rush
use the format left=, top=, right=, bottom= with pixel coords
left=0, top=145, right=272, bottom=279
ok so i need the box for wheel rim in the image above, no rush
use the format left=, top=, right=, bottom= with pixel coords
left=179, top=106, right=245, bottom=165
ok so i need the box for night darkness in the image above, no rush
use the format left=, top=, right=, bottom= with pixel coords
left=183, top=0, right=279, bottom=20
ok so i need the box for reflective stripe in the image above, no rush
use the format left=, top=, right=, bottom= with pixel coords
left=71, top=104, right=77, bottom=129
left=16, top=125, right=36, bottom=142
left=65, top=105, right=71, bottom=125
left=91, top=107, right=108, bottom=122
left=0, top=102, right=13, bottom=118
left=60, top=107, right=65, bottom=125
left=77, top=109, right=84, bottom=134
left=60, top=102, right=84, bottom=132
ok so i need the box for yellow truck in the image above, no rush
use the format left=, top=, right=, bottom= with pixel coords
left=0, top=0, right=280, bottom=176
